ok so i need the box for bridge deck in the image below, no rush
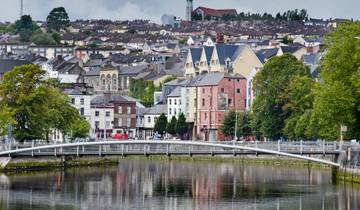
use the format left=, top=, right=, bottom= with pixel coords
left=0, top=140, right=342, bottom=167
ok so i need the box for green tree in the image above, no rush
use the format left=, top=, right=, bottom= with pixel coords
left=166, top=116, right=177, bottom=136
left=0, top=105, right=14, bottom=136
left=30, top=33, right=56, bottom=45
left=251, top=54, right=310, bottom=140
left=154, top=113, right=167, bottom=136
left=282, top=76, right=315, bottom=140
left=46, top=7, right=70, bottom=32
left=52, top=32, right=61, bottom=44
left=15, top=15, right=39, bottom=42
left=175, top=113, right=188, bottom=139
left=221, top=111, right=252, bottom=139
left=221, top=110, right=236, bottom=137
left=70, top=118, right=91, bottom=140
left=311, top=22, right=360, bottom=140
left=0, top=64, right=87, bottom=142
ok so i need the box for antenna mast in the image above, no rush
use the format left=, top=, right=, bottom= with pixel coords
left=20, top=0, right=23, bottom=17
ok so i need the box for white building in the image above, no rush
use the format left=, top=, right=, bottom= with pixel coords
left=90, top=95, right=115, bottom=139
left=167, top=87, right=182, bottom=121
left=65, top=89, right=92, bottom=121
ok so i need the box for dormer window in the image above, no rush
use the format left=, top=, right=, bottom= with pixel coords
left=195, top=61, right=200, bottom=67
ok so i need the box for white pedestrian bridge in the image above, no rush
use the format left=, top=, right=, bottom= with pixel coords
left=0, top=140, right=342, bottom=167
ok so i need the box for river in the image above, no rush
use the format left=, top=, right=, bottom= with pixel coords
left=0, top=159, right=359, bottom=210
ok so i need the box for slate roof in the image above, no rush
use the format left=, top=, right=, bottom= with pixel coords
left=119, top=65, right=148, bottom=75
left=190, top=48, right=202, bottom=64
left=168, top=86, right=182, bottom=97
left=0, top=59, right=31, bottom=73
left=255, top=48, right=279, bottom=63
left=145, top=104, right=167, bottom=115
left=189, top=72, right=225, bottom=87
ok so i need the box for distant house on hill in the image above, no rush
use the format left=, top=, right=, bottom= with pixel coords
left=192, top=7, right=237, bottom=21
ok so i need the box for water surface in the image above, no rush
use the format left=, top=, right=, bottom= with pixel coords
left=0, top=159, right=359, bottom=210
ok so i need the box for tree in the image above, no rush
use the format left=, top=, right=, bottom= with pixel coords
left=15, top=15, right=39, bottom=42
left=310, top=22, right=360, bottom=140
left=70, top=118, right=91, bottom=140
left=0, top=64, right=87, bottom=142
left=282, top=76, right=315, bottom=140
left=46, top=7, right=70, bottom=32
left=166, top=116, right=177, bottom=136
left=154, top=113, right=167, bottom=136
left=251, top=54, right=310, bottom=140
left=0, top=105, right=14, bottom=136
left=175, top=113, right=188, bottom=139
left=221, top=111, right=236, bottom=137
left=221, top=111, right=252, bottom=139
left=30, top=33, right=56, bottom=45
left=52, top=32, right=61, bottom=44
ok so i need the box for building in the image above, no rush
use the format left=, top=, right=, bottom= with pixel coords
left=64, top=88, right=92, bottom=122
left=137, top=104, right=167, bottom=139
left=188, top=72, right=247, bottom=141
left=91, top=95, right=115, bottom=139
left=167, top=87, right=182, bottom=121
left=29, top=45, right=75, bottom=59
left=184, top=44, right=263, bottom=79
left=112, top=95, right=137, bottom=138
left=192, top=7, right=237, bottom=20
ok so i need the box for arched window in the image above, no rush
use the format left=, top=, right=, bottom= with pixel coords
left=106, top=74, right=112, bottom=91
left=112, top=74, right=117, bottom=91
left=100, top=75, right=106, bottom=90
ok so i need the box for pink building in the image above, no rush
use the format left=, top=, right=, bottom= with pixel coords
left=190, top=72, right=247, bottom=141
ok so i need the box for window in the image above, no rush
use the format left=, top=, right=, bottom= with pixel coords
left=80, top=108, right=84, bottom=116
left=174, top=108, right=177, bottom=115
left=237, top=79, right=240, bottom=82
left=95, top=121, right=100, bottom=128
left=118, top=106, right=123, bottom=114
left=228, top=99, right=232, bottom=106
left=228, top=78, right=231, bottom=82
left=80, top=98, right=84, bottom=105
left=169, top=108, right=172, bottom=115
left=106, top=111, right=110, bottom=117
left=95, top=111, right=100, bottom=117
left=105, top=121, right=111, bottom=128
left=127, top=118, right=131, bottom=127
left=179, top=99, right=181, bottom=105
left=71, top=98, right=75, bottom=104
left=202, top=98, right=205, bottom=106
left=237, top=89, right=240, bottom=94
left=221, top=88, right=224, bottom=93
left=202, top=88, right=205, bottom=93
left=174, top=99, right=177, bottom=105
left=118, top=119, right=122, bottom=127
left=148, top=116, right=151, bottom=123
left=127, top=107, right=131, bottom=114
left=169, top=99, right=172, bottom=105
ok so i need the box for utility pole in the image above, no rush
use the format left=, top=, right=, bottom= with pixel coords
left=20, top=0, right=23, bottom=18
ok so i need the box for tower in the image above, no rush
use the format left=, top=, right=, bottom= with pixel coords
left=186, top=0, right=193, bottom=21
left=20, top=0, right=23, bottom=17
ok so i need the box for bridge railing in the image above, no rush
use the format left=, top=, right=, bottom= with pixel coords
left=2, top=140, right=341, bottom=155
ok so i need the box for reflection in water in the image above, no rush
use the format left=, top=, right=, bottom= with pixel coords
left=0, top=160, right=359, bottom=210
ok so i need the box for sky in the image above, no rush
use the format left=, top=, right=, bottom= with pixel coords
left=0, top=0, right=358, bottom=23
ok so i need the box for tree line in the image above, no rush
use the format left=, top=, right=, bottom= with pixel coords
left=154, top=114, right=189, bottom=140
left=221, top=22, right=360, bottom=141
